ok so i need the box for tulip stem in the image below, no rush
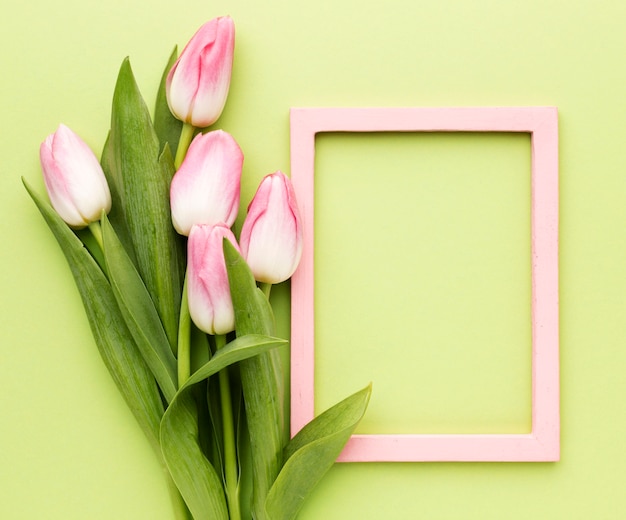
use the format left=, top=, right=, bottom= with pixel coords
left=215, top=334, right=241, bottom=520
left=88, top=221, right=104, bottom=250
left=259, top=282, right=272, bottom=300
left=177, top=273, right=191, bottom=387
left=174, top=123, right=195, bottom=169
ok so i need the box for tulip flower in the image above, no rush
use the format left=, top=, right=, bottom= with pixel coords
left=187, top=223, right=240, bottom=335
left=39, top=124, right=111, bottom=228
left=170, top=130, right=243, bottom=235
left=166, top=16, right=235, bottom=128
left=240, top=171, right=303, bottom=284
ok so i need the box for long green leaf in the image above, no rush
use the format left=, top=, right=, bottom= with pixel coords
left=154, top=46, right=183, bottom=156
left=160, top=334, right=286, bottom=520
left=100, top=131, right=137, bottom=265
left=106, top=57, right=184, bottom=352
left=23, top=179, right=164, bottom=450
left=224, top=240, right=286, bottom=520
left=185, top=335, right=288, bottom=389
left=161, top=390, right=228, bottom=520
left=265, top=384, right=372, bottom=520
left=101, top=213, right=178, bottom=402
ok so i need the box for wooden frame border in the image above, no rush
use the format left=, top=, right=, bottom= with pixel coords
left=289, top=107, right=559, bottom=462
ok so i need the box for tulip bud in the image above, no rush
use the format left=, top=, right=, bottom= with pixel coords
left=166, top=16, right=235, bottom=127
left=187, top=224, right=240, bottom=335
left=39, top=124, right=111, bottom=228
left=240, top=171, right=303, bottom=284
left=170, top=130, right=242, bottom=236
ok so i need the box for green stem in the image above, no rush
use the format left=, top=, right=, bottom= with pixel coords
left=174, top=122, right=195, bottom=169
left=259, top=282, right=272, bottom=300
left=177, top=272, right=191, bottom=387
left=215, top=334, right=241, bottom=520
left=88, top=221, right=104, bottom=250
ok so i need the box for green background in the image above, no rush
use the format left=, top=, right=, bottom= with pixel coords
left=1, top=0, right=624, bottom=518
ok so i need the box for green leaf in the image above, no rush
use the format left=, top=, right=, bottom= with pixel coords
left=23, top=179, right=164, bottom=450
left=185, top=335, right=288, bottom=389
left=160, top=334, right=286, bottom=520
left=265, top=384, right=372, bottom=520
left=154, top=46, right=183, bottom=156
left=224, top=240, right=286, bottom=520
left=100, top=131, right=136, bottom=265
left=106, top=57, right=184, bottom=353
left=101, top=213, right=178, bottom=403
left=161, top=391, right=228, bottom=520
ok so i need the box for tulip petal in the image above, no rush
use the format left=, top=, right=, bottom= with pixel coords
left=191, top=23, right=234, bottom=126
left=240, top=172, right=303, bottom=284
left=39, top=124, right=111, bottom=228
left=170, top=130, right=242, bottom=235
left=187, top=224, right=241, bottom=335
left=55, top=126, right=111, bottom=223
left=40, top=135, right=84, bottom=227
left=166, top=17, right=235, bottom=127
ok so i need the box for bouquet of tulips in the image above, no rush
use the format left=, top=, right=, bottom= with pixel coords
left=23, top=16, right=370, bottom=520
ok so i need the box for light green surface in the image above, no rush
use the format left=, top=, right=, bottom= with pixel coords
left=315, top=132, right=532, bottom=434
left=1, top=0, right=624, bottom=518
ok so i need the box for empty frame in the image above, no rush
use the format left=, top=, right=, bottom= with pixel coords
left=290, top=107, right=559, bottom=462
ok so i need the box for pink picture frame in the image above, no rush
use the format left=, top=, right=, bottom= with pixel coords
left=289, top=107, right=559, bottom=462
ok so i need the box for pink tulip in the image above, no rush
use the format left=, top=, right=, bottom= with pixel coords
left=187, top=224, right=240, bottom=335
left=240, top=171, right=303, bottom=284
left=166, top=16, right=235, bottom=127
left=170, top=130, right=243, bottom=236
left=39, top=124, right=111, bottom=228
